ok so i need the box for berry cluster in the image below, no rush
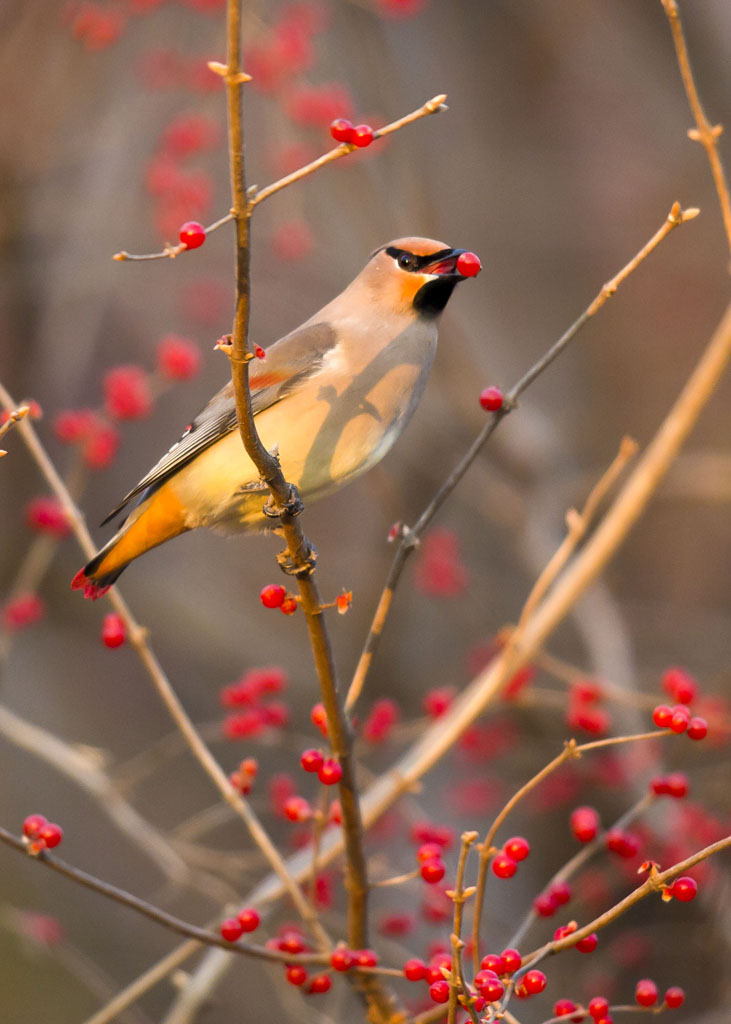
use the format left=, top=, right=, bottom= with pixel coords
left=23, top=814, right=63, bottom=855
left=219, top=906, right=261, bottom=942
left=329, top=118, right=375, bottom=148
left=260, top=584, right=298, bottom=615
left=492, top=835, right=530, bottom=879
left=652, top=703, right=708, bottom=740
left=219, top=665, right=290, bottom=740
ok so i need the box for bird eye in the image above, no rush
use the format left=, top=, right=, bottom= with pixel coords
left=397, top=252, right=418, bottom=271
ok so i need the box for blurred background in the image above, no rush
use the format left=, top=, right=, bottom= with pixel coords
left=0, top=0, right=730, bottom=1021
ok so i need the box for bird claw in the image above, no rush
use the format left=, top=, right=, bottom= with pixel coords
left=277, top=543, right=318, bottom=578
left=262, top=485, right=304, bottom=520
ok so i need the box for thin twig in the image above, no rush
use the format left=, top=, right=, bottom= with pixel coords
left=520, top=833, right=731, bottom=968
left=0, top=824, right=328, bottom=965
left=661, top=0, right=731, bottom=258
left=345, top=202, right=698, bottom=713
left=249, top=94, right=447, bottom=208
left=113, top=212, right=234, bottom=262
left=447, top=831, right=479, bottom=1024
left=0, top=403, right=29, bottom=455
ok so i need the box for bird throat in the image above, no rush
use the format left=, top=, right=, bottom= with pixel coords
left=413, top=277, right=459, bottom=317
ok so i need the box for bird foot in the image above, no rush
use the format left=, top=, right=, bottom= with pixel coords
left=262, top=484, right=304, bottom=520
left=277, top=543, right=318, bottom=578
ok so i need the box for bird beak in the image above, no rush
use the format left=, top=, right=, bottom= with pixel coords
left=421, top=249, right=481, bottom=279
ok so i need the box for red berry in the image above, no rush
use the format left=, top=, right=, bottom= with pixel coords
left=504, top=836, right=530, bottom=862
left=670, top=876, right=697, bottom=901
left=670, top=706, right=690, bottom=733
left=650, top=775, right=669, bottom=795
left=553, top=922, right=577, bottom=941
left=330, top=947, right=353, bottom=971
left=353, top=948, right=378, bottom=967
left=23, top=814, right=48, bottom=839
left=3, top=594, right=44, bottom=631
left=423, top=686, right=455, bottom=717
left=260, top=584, right=286, bottom=608
left=84, top=424, right=119, bottom=469
left=605, top=828, right=640, bottom=858
left=104, top=365, right=152, bottom=420
left=687, top=716, right=708, bottom=740
left=179, top=220, right=206, bottom=249
left=575, top=932, right=598, bottom=953
left=254, top=345, right=266, bottom=359
left=479, top=386, right=503, bottom=412
left=25, top=496, right=70, bottom=537
left=420, top=858, right=446, bottom=884
left=456, top=251, right=481, bottom=277
left=664, top=986, right=685, bottom=1008
left=492, top=852, right=517, bottom=878
left=480, top=954, right=504, bottom=974
left=588, top=996, right=610, bottom=1020
left=552, top=881, right=572, bottom=905
left=220, top=918, right=243, bottom=942
left=635, top=979, right=658, bottom=1007
left=417, top=842, right=443, bottom=862
left=300, top=748, right=324, bottom=773
left=666, top=772, right=689, bottom=798
left=101, top=613, right=126, bottom=648
left=475, top=971, right=504, bottom=1001
left=351, top=124, right=374, bottom=147
left=534, top=891, right=558, bottom=916
left=286, top=964, right=308, bottom=986
left=523, top=969, right=547, bottom=994
left=237, top=907, right=260, bottom=932
left=278, top=929, right=305, bottom=954
left=429, top=979, right=450, bottom=1003
left=311, top=702, right=328, bottom=736
left=652, top=704, right=674, bottom=728
left=306, top=973, right=331, bottom=994
left=317, top=758, right=342, bottom=785
left=403, top=957, right=427, bottom=981
left=280, top=596, right=298, bottom=615
left=554, top=999, right=579, bottom=1017
left=662, top=666, right=697, bottom=704
left=330, top=117, right=354, bottom=143
left=157, top=335, right=201, bottom=380
left=570, top=805, right=600, bottom=842
left=283, top=796, right=311, bottom=822
left=500, top=948, right=521, bottom=973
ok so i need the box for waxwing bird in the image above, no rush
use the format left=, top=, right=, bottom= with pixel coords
left=72, top=237, right=481, bottom=598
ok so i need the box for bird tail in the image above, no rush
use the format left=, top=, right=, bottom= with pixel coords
left=71, top=485, right=189, bottom=599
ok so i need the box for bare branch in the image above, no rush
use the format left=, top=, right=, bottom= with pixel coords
left=661, top=0, right=731, bottom=259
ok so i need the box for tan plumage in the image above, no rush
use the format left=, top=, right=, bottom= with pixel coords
left=72, top=237, right=479, bottom=597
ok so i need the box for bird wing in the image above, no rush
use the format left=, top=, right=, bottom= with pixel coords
left=100, top=321, right=338, bottom=525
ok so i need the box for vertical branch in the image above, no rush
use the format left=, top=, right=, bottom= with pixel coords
left=661, top=0, right=731, bottom=258
left=221, top=4, right=391, bottom=1016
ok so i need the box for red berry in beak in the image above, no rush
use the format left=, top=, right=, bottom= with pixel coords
left=456, top=251, right=481, bottom=277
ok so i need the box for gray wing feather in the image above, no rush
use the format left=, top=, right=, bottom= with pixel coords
left=100, top=321, right=337, bottom=525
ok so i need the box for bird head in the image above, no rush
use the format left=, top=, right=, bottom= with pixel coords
left=362, top=236, right=481, bottom=317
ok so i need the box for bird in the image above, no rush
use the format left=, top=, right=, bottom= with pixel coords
left=72, top=237, right=480, bottom=598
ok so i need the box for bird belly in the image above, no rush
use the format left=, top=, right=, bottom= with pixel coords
left=168, top=329, right=435, bottom=530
